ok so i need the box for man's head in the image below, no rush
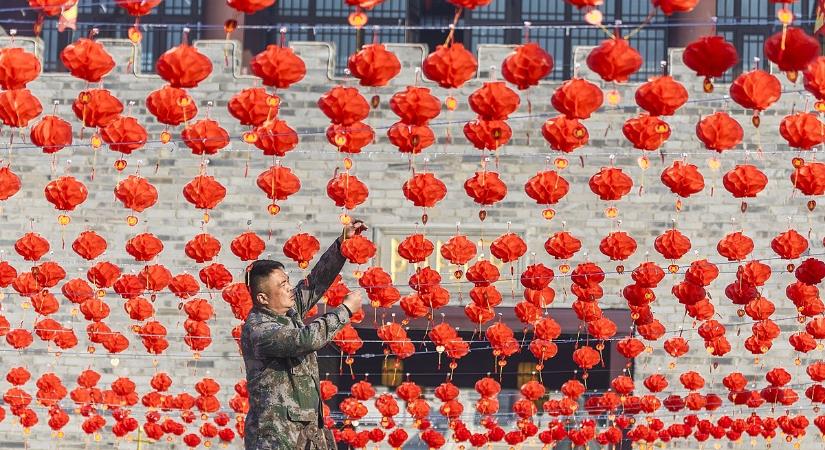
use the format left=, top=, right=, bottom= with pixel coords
left=245, top=260, right=295, bottom=315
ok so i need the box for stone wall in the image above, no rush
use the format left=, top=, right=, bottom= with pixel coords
left=0, top=34, right=821, bottom=449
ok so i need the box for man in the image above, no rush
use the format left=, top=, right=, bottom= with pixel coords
left=241, top=220, right=367, bottom=450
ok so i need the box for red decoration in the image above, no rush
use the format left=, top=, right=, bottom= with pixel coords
left=402, top=173, right=447, bottom=208
left=318, top=86, right=370, bottom=125
left=115, top=175, right=158, bottom=212
left=552, top=78, right=603, bottom=119
left=804, top=56, right=825, bottom=99
left=283, top=233, right=321, bottom=267
left=764, top=27, right=820, bottom=73
left=100, top=116, right=148, bottom=154
left=16, top=232, right=50, bottom=261
left=717, top=231, right=754, bottom=261
left=60, top=38, right=115, bottom=83
left=589, top=167, right=633, bottom=201
left=696, top=112, right=743, bottom=152
left=0, top=167, right=21, bottom=201
left=156, top=43, right=212, bottom=88
left=30, top=115, right=73, bottom=154
left=542, top=116, right=589, bottom=153
left=327, top=173, right=369, bottom=209
left=0, top=47, right=41, bottom=89
left=146, top=86, right=197, bottom=126
left=182, top=119, right=230, bottom=155
left=44, top=176, right=87, bottom=211
left=250, top=45, right=306, bottom=89
left=231, top=232, right=266, bottom=261
left=600, top=232, right=637, bottom=261
left=586, top=37, right=643, bottom=83
left=623, top=115, right=671, bottom=150
left=73, top=89, right=123, bottom=128
left=501, top=42, right=553, bottom=90
left=422, top=43, right=478, bottom=89
left=0, top=89, right=42, bottom=128
left=390, top=86, right=441, bottom=125
left=329, top=122, right=375, bottom=153
left=772, top=229, right=809, bottom=259
left=660, top=161, right=705, bottom=197
left=182, top=175, right=227, bottom=210
left=723, top=165, right=768, bottom=198
left=340, top=235, right=376, bottom=264
left=72, top=231, right=107, bottom=260
left=635, top=76, right=688, bottom=116
left=545, top=231, right=582, bottom=259
left=398, top=234, right=434, bottom=263
left=348, top=44, right=401, bottom=87
left=791, top=161, right=825, bottom=196
left=464, top=120, right=512, bottom=151
left=729, top=70, right=781, bottom=112
left=682, top=36, right=738, bottom=80
left=525, top=170, right=570, bottom=205
left=228, top=88, right=276, bottom=127
left=780, top=112, right=825, bottom=150
left=490, top=233, right=527, bottom=263
left=652, top=0, right=699, bottom=15
left=441, top=235, right=476, bottom=266
left=654, top=229, right=692, bottom=260
left=464, top=171, right=507, bottom=206
left=226, top=0, right=275, bottom=14
left=468, top=82, right=520, bottom=120
left=253, top=119, right=299, bottom=156
left=185, top=234, right=221, bottom=263
left=256, top=166, right=301, bottom=201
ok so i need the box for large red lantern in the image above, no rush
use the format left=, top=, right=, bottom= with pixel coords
left=182, top=119, right=230, bottom=155
left=729, top=70, right=781, bottom=125
left=60, top=38, right=115, bottom=83
left=256, top=166, right=301, bottom=202
left=0, top=167, right=21, bottom=201
left=660, top=161, right=705, bottom=198
left=0, top=89, right=42, bottom=128
left=682, top=36, right=738, bottom=90
left=73, top=89, right=124, bottom=128
left=318, top=86, right=370, bottom=125
left=464, top=171, right=507, bottom=206
left=468, top=82, right=520, bottom=120
left=791, top=161, right=825, bottom=196
left=586, top=37, right=643, bottom=82
left=228, top=88, right=277, bottom=127
left=283, top=234, right=321, bottom=268
left=589, top=167, right=633, bottom=201
left=327, top=173, right=369, bottom=209
left=764, top=27, right=820, bottom=76
left=545, top=231, right=581, bottom=259
left=156, top=43, right=213, bottom=88
left=623, top=115, right=670, bottom=150
left=101, top=116, right=148, bottom=154
left=635, top=76, right=688, bottom=116
left=652, top=0, right=699, bottom=14
left=422, top=43, right=478, bottom=89
left=253, top=119, right=299, bottom=156
left=183, top=175, right=227, bottom=210
left=330, top=122, right=376, bottom=153
left=780, top=112, right=825, bottom=150
left=250, top=44, right=307, bottom=89
left=464, top=120, right=511, bottom=151
left=542, top=116, right=588, bottom=153
left=695, top=112, right=743, bottom=152
left=723, top=165, right=768, bottom=198
left=0, top=47, right=41, bottom=89
left=30, top=115, right=73, bottom=154
left=347, top=44, right=401, bottom=87
left=115, top=175, right=158, bottom=213
left=390, top=86, right=441, bottom=125
left=551, top=78, right=603, bottom=119
left=525, top=170, right=570, bottom=205
left=115, top=0, right=161, bottom=15
left=804, top=56, right=825, bottom=99
left=227, top=0, right=276, bottom=14
left=44, top=176, right=88, bottom=211
left=402, top=173, right=447, bottom=208
left=146, top=86, right=198, bottom=126
left=501, top=42, right=553, bottom=90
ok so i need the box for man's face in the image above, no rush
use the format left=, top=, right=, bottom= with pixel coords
left=257, top=269, right=295, bottom=315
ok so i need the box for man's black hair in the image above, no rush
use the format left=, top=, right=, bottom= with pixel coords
left=245, top=259, right=285, bottom=303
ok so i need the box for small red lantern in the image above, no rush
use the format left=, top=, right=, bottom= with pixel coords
left=542, top=116, right=589, bottom=153
left=30, top=115, right=73, bottom=154
left=100, top=116, right=148, bottom=154
left=422, top=43, right=478, bottom=89
left=551, top=78, right=603, bottom=119
left=586, top=37, right=643, bottom=83
left=695, top=112, right=743, bottom=152
left=182, top=119, right=230, bottom=155
left=635, top=76, right=688, bottom=116
left=501, top=42, right=554, bottom=90
left=250, top=44, right=307, bottom=89
left=623, top=115, right=671, bottom=150
left=156, top=43, right=213, bottom=88
left=60, top=38, right=116, bottom=83
left=347, top=44, right=401, bottom=87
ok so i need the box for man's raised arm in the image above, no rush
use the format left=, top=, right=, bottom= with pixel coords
left=295, top=237, right=347, bottom=315
left=251, top=305, right=351, bottom=359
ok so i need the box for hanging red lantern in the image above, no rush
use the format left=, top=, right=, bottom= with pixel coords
left=660, top=161, right=705, bottom=198
left=156, top=43, right=213, bottom=88
left=388, top=122, right=434, bottom=155
left=696, top=112, right=743, bottom=152
left=635, top=76, right=688, bottom=116
left=15, top=232, right=50, bottom=261
left=589, top=167, right=633, bottom=201
left=545, top=231, right=582, bottom=259
left=447, top=0, right=492, bottom=8
left=586, top=37, right=643, bottom=83
left=183, top=175, right=227, bottom=210
left=30, top=115, right=73, bottom=154
left=169, top=273, right=200, bottom=299
left=542, top=116, right=589, bottom=153
left=464, top=171, right=507, bottom=205
left=231, top=232, right=266, bottom=261
left=100, top=116, right=148, bottom=154
left=0, top=47, right=40, bottom=90
left=250, top=44, right=307, bottom=89
left=682, top=36, right=738, bottom=90
left=60, top=38, right=116, bottom=83
left=652, top=0, right=699, bottom=14
left=327, top=173, right=369, bottom=209
left=115, top=175, right=158, bottom=213
left=402, top=173, right=447, bottom=208
left=764, top=27, right=820, bottom=75
left=256, top=165, right=301, bottom=202
left=501, top=42, right=554, bottom=90
left=551, top=78, right=603, bottom=119
left=791, top=161, right=825, bottom=196
left=228, top=88, right=277, bottom=127
left=329, top=122, right=375, bottom=153
left=73, top=89, right=123, bottom=128
left=348, top=43, right=401, bottom=87
left=623, top=115, right=670, bottom=150
left=654, top=229, right=692, bottom=260
left=572, top=346, right=601, bottom=370
left=398, top=234, right=434, bottom=263
left=722, top=165, right=768, bottom=198
left=422, top=43, right=478, bottom=89
left=441, top=235, right=476, bottom=266
left=87, top=261, right=121, bottom=288
left=146, top=85, right=198, bottom=126
left=0, top=89, right=42, bottom=128
left=600, top=232, right=637, bottom=261
left=468, top=82, right=520, bottom=120
left=253, top=119, right=299, bottom=156
left=780, top=112, right=825, bottom=150
left=0, top=167, right=21, bottom=201
left=318, top=86, right=370, bottom=125
left=182, top=119, right=230, bottom=155
left=772, top=229, right=808, bottom=259
left=729, top=70, right=781, bottom=120
left=525, top=170, right=569, bottom=205
left=717, top=231, right=754, bottom=261
left=390, top=86, right=441, bottom=125
left=44, top=176, right=88, bottom=211
left=463, top=120, right=512, bottom=151
left=804, top=56, right=825, bottom=99
left=72, top=231, right=107, bottom=261
left=490, top=233, right=527, bottom=263
left=184, top=234, right=221, bottom=263
left=283, top=233, right=321, bottom=268
left=226, top=0, right=276, bottom=14
left=115, top=0, right=161, bottom=15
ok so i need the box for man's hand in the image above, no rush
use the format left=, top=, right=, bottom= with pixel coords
left=343, top=219, right=368, bottom=240
left=342, top=291, right=363, bottom=316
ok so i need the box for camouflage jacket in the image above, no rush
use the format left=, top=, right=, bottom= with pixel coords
left=241, top=237, right=351, bottom=450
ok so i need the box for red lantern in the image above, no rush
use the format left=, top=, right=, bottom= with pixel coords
left=551, top=78, right=603, bottom=119
left=696, top=112, right=743, bottom=152
left=101, top=116, right=148, bottom=154
left=402, top=173, right=447, bottom=208
left=623, top=115, right=670, bottom=150
left=652, top=0, right=699, bottom=15
left=16, top=232, right=50, bottom=261
left=589, top=167, right=633, bottom=201
left=545, top=231, right=581, bottom=259
left=398, top=234, right=434, bottom=263
left=327, top=173, right=369, bottom=209
left=525, top=170, right=569, bottom=205
left=0, top=167, right=21, bottom=201
left=250, top=45, right=306, bottom=89
left=501, top=42, right=553, bottom=90
left=722, top=165, right=768, bottom=198
left=183, top=175, right=227, bottom=210
left=228, top=88, right=276, bottom=127
left=115, top=175, right=158, bottom=212
left=791, top=161, right=825, bottom=196
left=572, top=346, right=600, bottom=370
left=390, top=86, right=441, bottom=125
left=318, top=86, right=370, bottom=126
left=635, top=76, right=688, bottom=116
left=464, top=120, right=512, bottom=151
left=441, top=235, right=476, bottom=266
left=226, top=0, right=276, bottom=14
left=156, top=43, right=213, bottom=88
left=30, top=115, right=72, bottom=154
left=44, top=176, right=87, bottom=211
left=599, top=232, right=637, bottom=261
left=447, top=0, right=492, bottom=8
left=146, top=86, right=198, bottom=126
left=542, top=116, right=588, bottom=153
left=283, top=233, right=321, bottom=267
left=0, top=47, right=40, bottom=89
left=772, top=229, right=808, bottom=259
left=182, top=119, right=230, bottom=155
left=347, top=44, right=401, bottom=87
left=0, top=89, right=42, bottom=128
left=654, top=229, right=691, bottom=260
left=729, top=70, right=781, bottom=113
left=60, top=38, right=115, bottom=83
left=329, top=122, right=375, bottom=153
left=780, top=112, right=825, bottom=150
left=185, top=234, right=221, bottom=263
left=717, top=231, right=754, bottom=261
left=468, top=82, right=520, bottom=120
left=490, top=233, right=527, bottom=263
left=73, top=89, right=123, bottom=128
left=253, top=119, right=299, bottom=156
left=422, top=43, right=478, bottom=89
left=764, top=27, right=820, bottom=73
left=682, top=36, right=738, bottom=85
left=804, top=56, right=825, bottom=99
left=72, top=231, right=107, bottom=260
left=586, top=37, right=643, bottom=83
left=660, top=161, right=705, bottom=198
left=256, top=165, right=301, bottom=201
left=230, top=232, right=266, bottom=261
left=464, top=171, right=507, bottom=206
